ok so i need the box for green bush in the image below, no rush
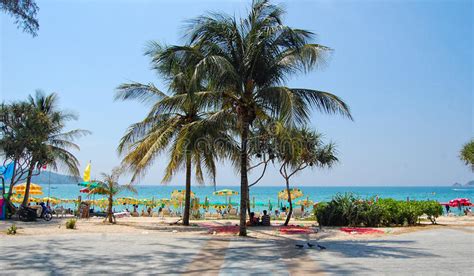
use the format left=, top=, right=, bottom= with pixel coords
left=315, top=194, right=443, bottom=227
left=66, top=218, right=77, bottom=229
left=420, top=200, right=443, bottom=224
left=7, top=224, right=17, bottom=235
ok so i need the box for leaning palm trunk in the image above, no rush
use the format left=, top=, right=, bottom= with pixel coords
left=183, top=153, right=192, bottom=226
left=284, top=179, right=293, bottom=226
left=239, top=121, right=250, bottom=236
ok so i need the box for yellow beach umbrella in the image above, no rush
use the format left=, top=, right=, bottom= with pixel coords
left=116, top=197, right=139, bottom=205
left=213, top=189, right=239, bottom=205
left=30, top=197, right=42, bottom=203
left=11, top=196, right=23, bottom=204
left=213, top=204, right=227, bottom=209
left=13, top=183, right=43, bottom=195
left=213, top=189, right=238, bottom=196
left=61, top=199, right=78, bottom=204
left=171, top=190, right=195, bottom=201
left=42, top=197, right=61, bottom=205
left=140, top=198, right=159, bottom=208
left=278, top=188, right=303, bottom=201
left=10, top=193, right=34, bottom=204
left=296, top=197, right=314, bottom=207
left=94, top=198, right=109, bottom=208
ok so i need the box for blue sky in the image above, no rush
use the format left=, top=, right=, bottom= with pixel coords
left=1, top=0, right=472, bottom=186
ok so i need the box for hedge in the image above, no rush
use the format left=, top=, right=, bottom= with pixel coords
left=314, top=193, right=443, bottom=227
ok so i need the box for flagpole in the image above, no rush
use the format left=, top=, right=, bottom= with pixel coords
left=48, top=166, right=51, bottom=199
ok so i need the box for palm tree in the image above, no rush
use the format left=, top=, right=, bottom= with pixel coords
left=116, top=44, right=234, bottom=225
left=21, top=91, right=90, bottom=206
left=160, top=0, right=352, bottom=235
left=88, top=167, right=136, bottom=223
left=460, top=139, right=474, bottom=171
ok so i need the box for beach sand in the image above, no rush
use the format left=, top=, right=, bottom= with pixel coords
left=2, top=215, right=473, bottom=240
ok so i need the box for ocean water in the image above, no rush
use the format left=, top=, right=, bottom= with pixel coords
left=38, top=184, right=473, bottom=211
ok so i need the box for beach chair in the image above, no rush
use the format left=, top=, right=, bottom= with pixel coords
left=229, top=208, right=238, bottom=216
left=162, top=209, right=171, bottom=217
left=211, top=212, right=222, bottom=219
left=292, top=208, right=303, bottom=218
left=54, top=206, right=65, bottom=218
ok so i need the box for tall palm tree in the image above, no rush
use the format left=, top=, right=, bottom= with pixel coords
left=160, top=0, right=352, bottom=235
left=88, top=167, right=136, bottom=224
left=116, top=45, right=234, bottom=225
left=21, top=91, right=90, bottom=206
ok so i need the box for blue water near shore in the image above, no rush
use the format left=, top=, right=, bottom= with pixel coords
left=41, top=185, right=473, bottom=211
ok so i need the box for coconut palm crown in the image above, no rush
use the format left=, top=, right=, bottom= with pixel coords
left=20, top=91, right=90, bottom=206
left=115, top=44, right=235, bottom=225
left=157, top=0, right=352, bottom=235
left=88, top=167, right=136, bottom=223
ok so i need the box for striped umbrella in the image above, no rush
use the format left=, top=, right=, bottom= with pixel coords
left=213, top=189, right=238, bottom=204
left=213, top=189, right=238, bottom=196
left=13, top=183, right=43, bottom=195
left=116, top=197, right=139, bottom=205
left=278, top=188, right=304, bottom=201
left=296, top=197, right=314, bottom=207
left=171, top=190, right=195, bottom=201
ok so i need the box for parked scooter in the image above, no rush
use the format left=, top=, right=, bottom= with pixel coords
left=17, top=204, right=53, bottom=222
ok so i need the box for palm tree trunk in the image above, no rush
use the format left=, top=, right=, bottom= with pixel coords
left=284, top=177, right=293, bottom=226
left=239, top=120, right=249, bottom=236
left=247, top=186, right=251, bottom=218
left=21, top=164, right=34, bottom=207
left=107, top=195, right=114, bottom=223
left=183, top=153, right=192, bottom=226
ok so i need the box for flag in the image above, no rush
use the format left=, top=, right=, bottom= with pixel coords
left=83, top=163, right=91, bottom=183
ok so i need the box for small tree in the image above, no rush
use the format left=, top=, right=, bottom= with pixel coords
left=88, top=167, right=136, bottom=224
left=0, top=101, right=47, bottom=209
left=460, top=139, right=474, bottom=171
left=246, top=120, right=277, bottom=217
left=274, top=125, right=338, bottom=226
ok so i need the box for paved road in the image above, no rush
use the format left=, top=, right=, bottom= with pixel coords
left=313, top=227, right=474, bottom=275
left=1, top=227, right=473, bottom=275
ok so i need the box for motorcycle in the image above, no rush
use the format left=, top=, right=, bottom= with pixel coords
left=18, top=205, right=53, bottom=222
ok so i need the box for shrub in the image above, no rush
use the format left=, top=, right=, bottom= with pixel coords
left=420, top=200, right=443, bottom=224
left=66, top=219, right=77, bottom=229
left=315, top=194, right=442, bottom=227
left=7, top=224, right=17, bottom=235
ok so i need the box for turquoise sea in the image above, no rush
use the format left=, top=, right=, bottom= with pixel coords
left=38, top=184, right=473, bottom=211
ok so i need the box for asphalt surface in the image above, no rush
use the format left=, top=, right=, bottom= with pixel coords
left=1, top=227, right=473, bottom=275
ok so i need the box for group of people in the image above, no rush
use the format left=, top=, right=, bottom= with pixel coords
left=464, top=207, right=472, bottom=216
left=248, top=210, right=271, bottom=226
left=121, top=204, right=154, bottom=217
left=444, top=205, right=473, bottom=216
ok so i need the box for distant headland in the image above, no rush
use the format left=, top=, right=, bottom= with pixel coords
left=452, top=181, right=474, bottom=188
left=31, top=172, right=81, bottom=184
